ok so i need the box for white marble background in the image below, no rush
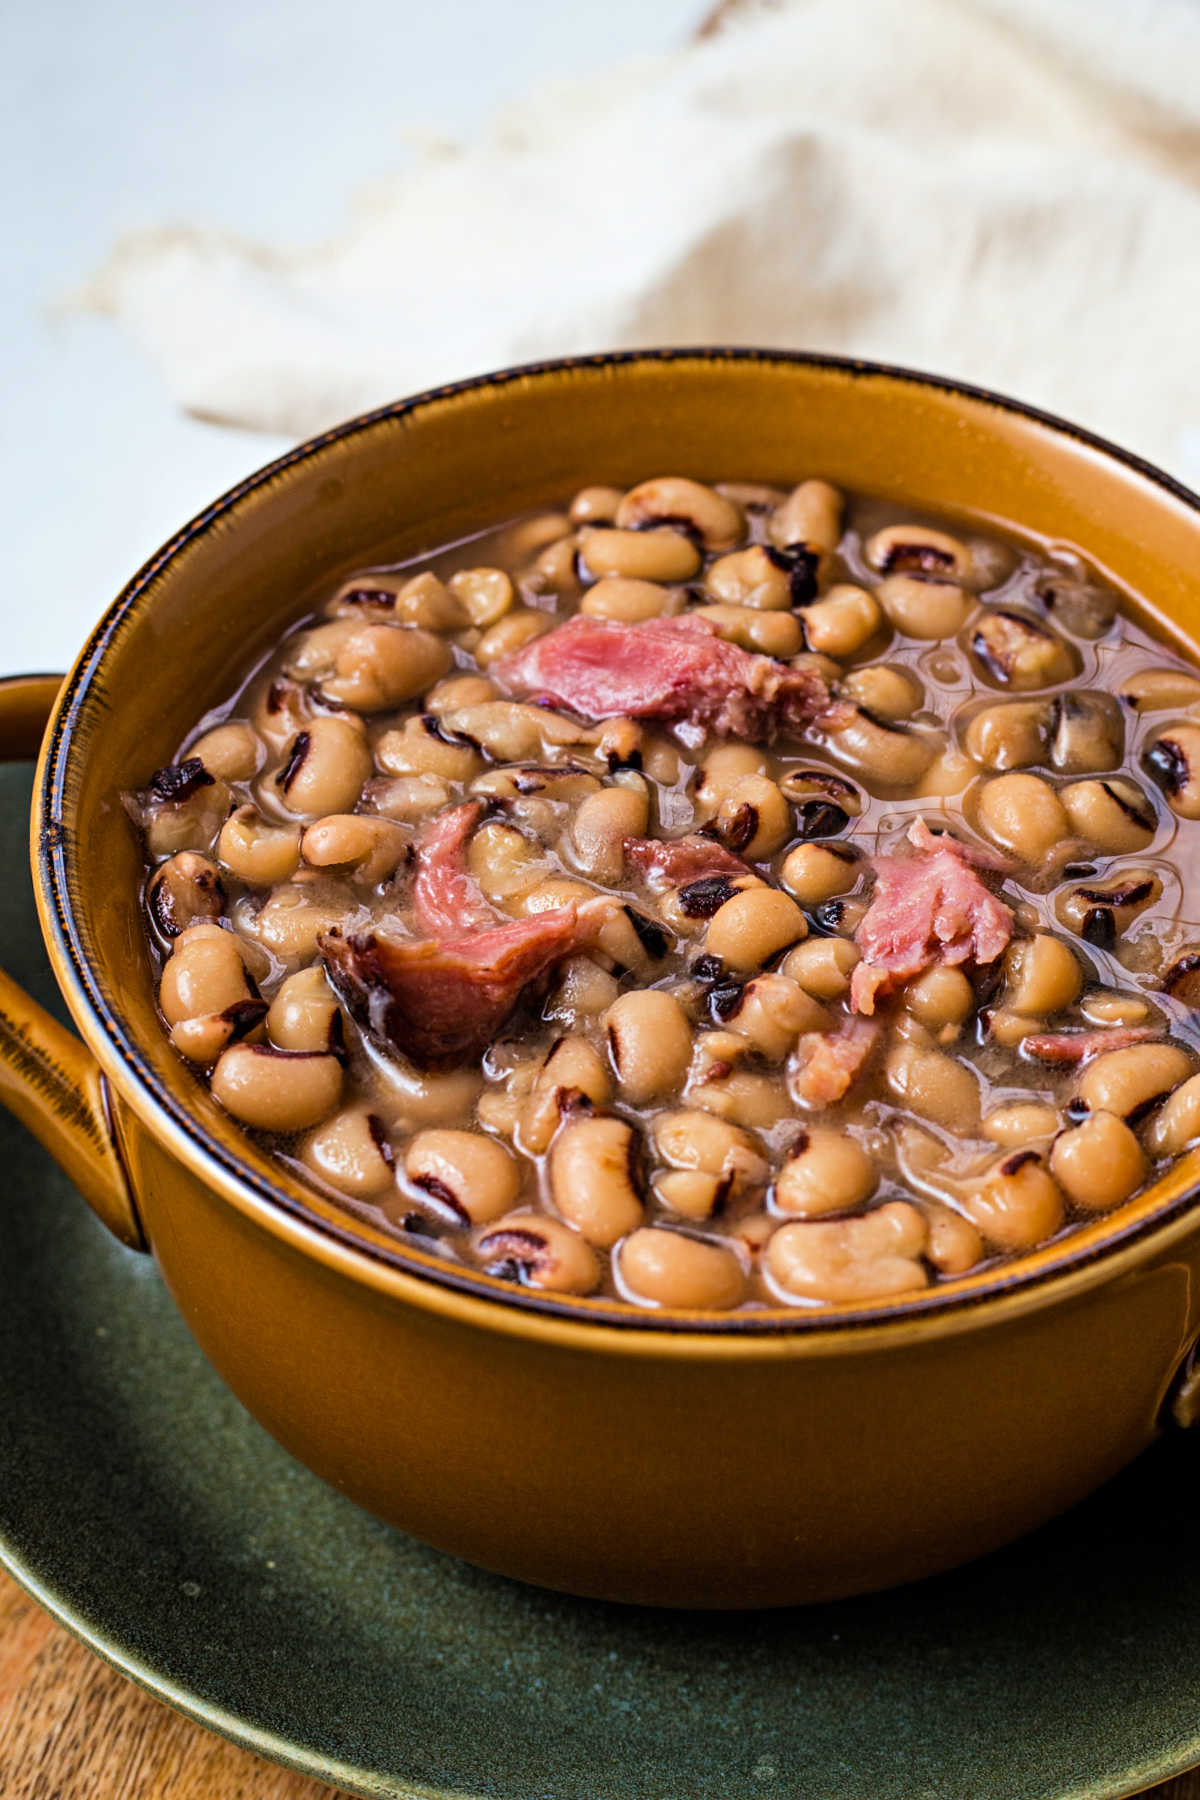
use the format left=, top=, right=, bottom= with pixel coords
left=0, top=0, right=700, bottom=676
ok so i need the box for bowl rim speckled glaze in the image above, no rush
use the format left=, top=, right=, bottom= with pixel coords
left=34, top=347, right=1200, bottom=1343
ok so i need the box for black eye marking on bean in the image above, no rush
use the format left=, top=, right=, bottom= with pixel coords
left=999, top=1149, right=1042, bottom=1177
left=556, top=1088, right=595, bottom=1120
left=627, top=513, right=705, bottom=548
left=366, top=1113, right=394, bottom=1167
left=813, top=899, right=847, bottom=933
left=1081, top=907, right=1117, bottom=951
left=766, top=543, right=820, bottom=606
left=219, top=998, right=269, bottom=1040
left=266, top=678, right=294, bottom=714
left=786, top=1127, right=811, bottom=1159
left=1098, top=781, right=1156, bottom=831
left=1075, top=878, right=1156, bottom=910
left=340, top=586, right=396, bottom=610
left=708, top=981, right=746, bottom=1024
left=276, top=731, right=311, bottom=792
left=679, top=876, right=738, bottom=919
left=1128, top=1090, right=1173, bottom=1129
left=148, top=758, right=214, bottom=803
left=422, top=711, right=479, bottom=749
left=411, top=1173, right=470, bottom=1224
left=691, top=953, right=726, bottom=983
left=1064, top=1098, right=1090, bottom=1124
left=1145, top=737, right=1189, bottom=797
left=1163, top=954, right=1200, bottom=1006
left=796, top=801, right=851, bottom=841
left=606, top=746, right=643, bottom=772
left=398, top=1210, right=442, bottom=1238
left=1062, top=863, right=1098, bottom=880
left=719, top=804, right=759, bottom=854
left=854, top=704, right=917, bottom=738
left=879, top=541, right=955, bottom=576
left=624, top=906, right=669, bottom=959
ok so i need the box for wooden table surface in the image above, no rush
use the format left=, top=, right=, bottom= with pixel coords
left=1, top=1563, right=1198, bottom=1799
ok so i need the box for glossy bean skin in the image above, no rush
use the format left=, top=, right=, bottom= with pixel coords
left=617, top=1228, right=745, bottom=1310
left=303, top=1106, right=394, bottom=1199
left=405, top=1128, right=522, bottom=1225
left=766, top=1202, right=928, bottom=1303
left=606, top=989, right=693, bottom=1103
left=218, top=806, right=302, bottom=886
left=473, top=1211, right=599, bottom=1294
left=549, top=1116, right=644, bottom=1247
left=579, top=527, right=701, bottom=583
left=961, top=1153, right=1064, bottom=1251
left=768, top=480, right=843, bottom=553
left=705, top=888, right=807, bottom=972
left=1049, top=1113, right=1148, bottom=1212
left=705, top=546, right=792, bottom=610
left=1144, top=723, right=1200, bottom=819
left=616, top=477, right=744, bottom=551
left=1076, top=1043, right=1194, bottom=1119
left=581, top=576, right=679, bottom=623
left=875, top=575, right=968, bottom=639
left=773, top=1128, right=876, bottom=1216
left=800, top=585, right=882, bottom=656
left=274, top=716, right=372, bottom=819
left=211, top=1044, right=343, bottom=1131
left=147, top=852, right=225, bottom=938
left=976, top=773, right=1070, bottom=863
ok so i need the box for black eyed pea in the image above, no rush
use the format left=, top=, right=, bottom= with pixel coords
left=1060, top=777, right=1155, bottom=853
left=284, top=619, right=357, bottom=679
left=594, top=903, right=672, bottom=977
left=685, top=1048, right=792, bottom=1130
left=301, top=814, right=410, bottom=885
left=391, top=571, right=470, bottom=630
left=323, top=624, right=453, bottom=712
left=471, top=762, right=601, bottom=808
left=986, top=1008, right=1042, bottom=1048
left=159, top=922, right=254, bottom=1029
left=147, top=851, right=225, bottom=938
left=922, top=1201, right=985, bottom=1275
left=1048, top=1112, right=1148, bottom=1212
left=374, top=715, right=483, bottom=782
left=571, top=781, right=650, bottom=884
left=1144, top=724, right=1200, bottom=820
left=704, top=545, right=793, bottom=611
left=765, top=1201, right=929, bottom=1304
left=374, top=1059, right=484, bottom=1131
left=1075, top=1042, right=1195, bottom=1121
left=169, top=1004, right=266, bottom=1066
left=693, top=603, right=803, bottom=659
left=778, top=769, right=863, bottom=826
left=971, top=610, right=1077, bottom=690
left=217, top=806, right=302, bottom=886
left=652, top=1109, right=768, bottom=1194
left=210, top=1043, right=343, bottom=1132
left=652, top=1169, right=728, bottom=1221
left=904, top=965, right=974, bottom=1036
left=781, top=841, right=859, bottom=907
left=467, top=821, right=551, bottom=905
left=474, top=1211, right=600, bottom=1295
left=524, top=532, right=582, bottom=599
left=963, top=700, right=1049, bottom=772
left=615, top=476, right=745, bottom=552
left=616, top=1228, right=745, bottom=1312
left=501, top=512, right=573, bottom=563
left=693, top=744, right=771, bottom=816
left=839, top=664, right=923, bottom=721
left=822, top=708, right=938, bottom=788
left=1032, top=567, right=1117, bottom=637
left=516, top=876, right=598, bottom=918
left=773, top=1128, right=876, bottom=1217
left=549, top=1115, right=644, bottom=1248
left=439, top=701, right=592, bottom=763
left=705, top=887, right=807, bottom=973
left=578, top=526, right=701, bottom=584
left=987, top=1102, right=1062, bottom=1147
left=447, top=566, right=515, bottom=629
left=1048, top=694, right=1124, bottom=774
left=252, top=887, right=348, bottom=961
left=266, top=964, right=343, bottom=1053
left=1080, top=991, right=1152, bottom=1027
left=915, top=750, right=979, bottom=799
left=768, top=480, right=844, bottom=555
left=544, top=955, right=622, bottom=1030
left=362, top=773, right=454, bottom=825
left=475, top=609, right=554, bottom=667
left=960, top=1151, right=1064, bottom=1250
left=886, top=1036, right=981, bottom=1133
left=780, top=936, right=860, bottom=999
left=594, top=716, right=646, bottom=772
left=799, top=585, right=883, bottom=658
left=569, top=484, right=625, bottom=526
left=1120, top=668, right=1200, bottom=712
left=520, top=1035, right=614, bottom=1156
left=303, top=1106, right=394, bottom=1199
left=865, top=523, right=972, bottom=583
left=722, top=974, right=830, bottom=1060
left=274, top=716, right=372, bottom=819
left=137, top=763, right=231, bottom=860
left=605, top=989, right=693, bottom=1103
left=714, top=774, right=792, bottom=860
left=404, top=1128, right=522, bottom=1226
left=874, top=575, right=969, bottom=640
left=580, top=576, right=680, bottom=623
left=1055, top=869, right=1162, bottom=949
left=188, top=721, right=263, bottom=782
left=1143, top=1074, right=1200, bottom=1157
left=424, top=673, right=498, bottom=713
left=250, top=676, right=308, bottom=754
left=975, top=772, right=1069, bottom=864
left=1005, top=933, right=1083, bottom=1015
left=657, top=872, right=762, bottom=939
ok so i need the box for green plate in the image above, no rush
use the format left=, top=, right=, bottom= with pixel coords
left=3, top=751, right=1200, bottom=1800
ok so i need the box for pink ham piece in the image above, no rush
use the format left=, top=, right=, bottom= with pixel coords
left=412, top=799, right=499, bottom=937
left=625, top=834, right=752, bottom=887
left=322, top=905, right=605, bottom=1070
left=494, top=614, right=840, bottom=744
left=1022, top=1026, right=1160, bottom=1065
left=850, top=821, right=1014, bottom=1015
left=790, top=1017, right=881, bottom=1107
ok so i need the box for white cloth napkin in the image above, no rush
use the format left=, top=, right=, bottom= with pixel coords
left=84, top=0, right=1200, bottom=482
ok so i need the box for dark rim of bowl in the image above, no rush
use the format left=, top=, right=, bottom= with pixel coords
left=36, top=346, right=1200, bottom=1336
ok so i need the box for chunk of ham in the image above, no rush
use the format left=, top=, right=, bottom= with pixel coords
left=850, top=820, right=1014, bottom=1015
left=494, top=614, right=840, bottom=743
left=1021, top=1026, right=1160, bottom=1065
left=412, top=800, right=499, bottom=937
left=790, top=1017, right=881, bottom=1107
left=625, top=833, right=751, bottom=887
left=322, top=904, right=608, bottom=1070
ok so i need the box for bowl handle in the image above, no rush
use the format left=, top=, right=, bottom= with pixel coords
left=0, top=674, right=145, bottom=1250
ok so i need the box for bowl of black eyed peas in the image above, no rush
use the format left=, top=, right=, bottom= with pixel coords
left=9, top=350, right=1200, bottom=1607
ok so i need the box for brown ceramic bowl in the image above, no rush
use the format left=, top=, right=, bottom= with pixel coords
left=5, top=350, right=1200, bottom=1609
